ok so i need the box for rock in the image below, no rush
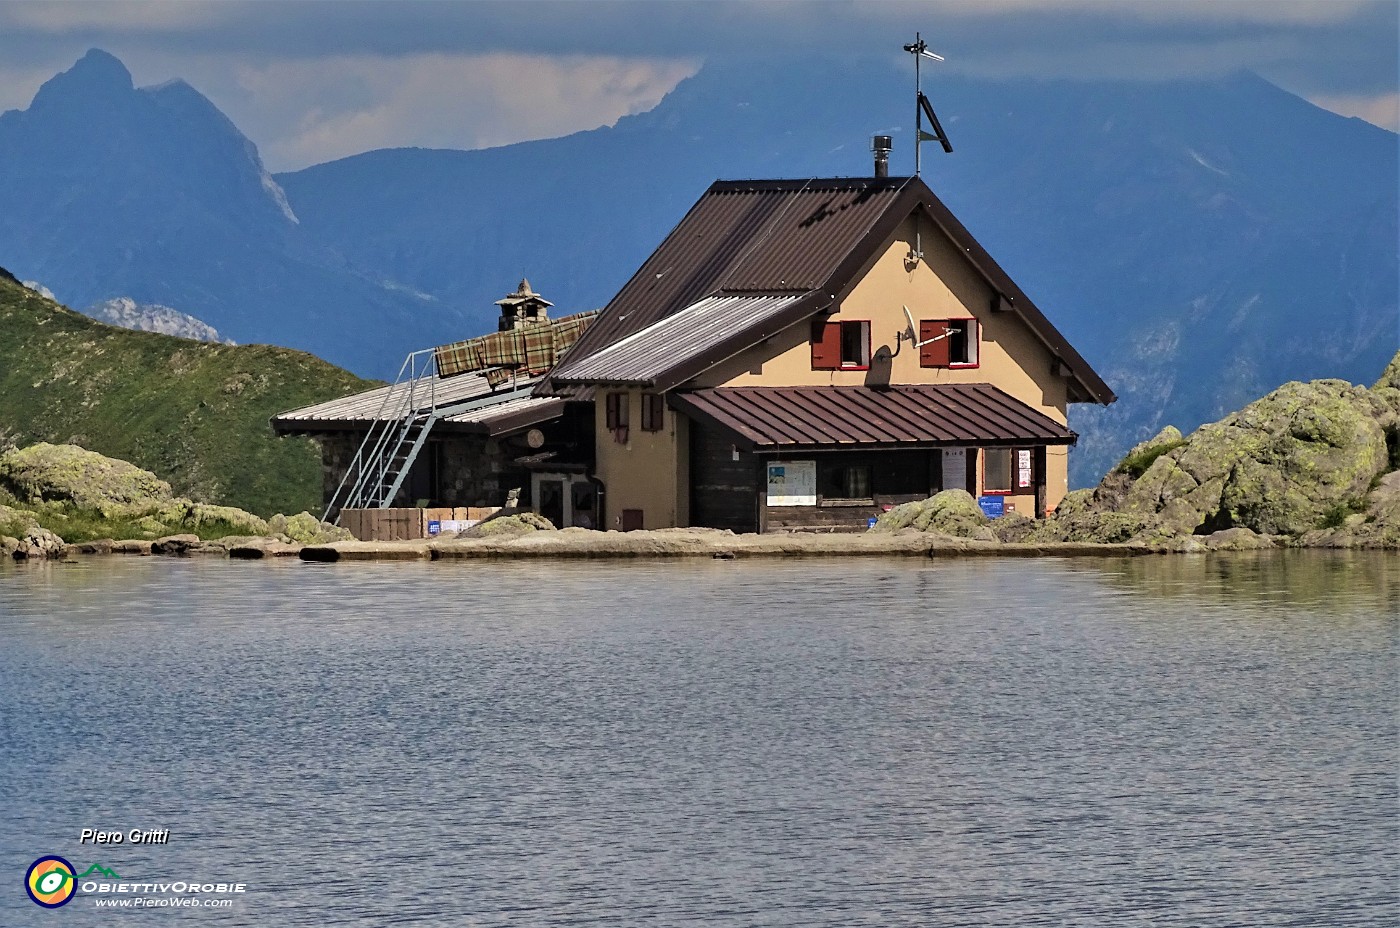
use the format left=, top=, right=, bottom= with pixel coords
left=1113, top=426, right=1187, bottom=479
left=110, top=539, right=154, bottom=554
left=228, top=539, right=302, bottom=559
left=1204, top=527, right=1278, bottom=551
left=1037, top=372, right=1393, bottom=544
left=268, top=511, right=352, bottom=544
left=1296, top=469, right=1400, bottom=549
left=1, top=535, right=19, bottom=557
left=183, top=504, right=268, bottom=536
left=870, top=490, right=995, bottom=540
left=0, top=443, right=172, bottom=514
left=463, top=512, right=558, bottom=538
left=152, top=534, right=201, bottom=555
left=71, top=539, right=114, bottom=555
left=992, top=510, right=1036, bottom=543
left=10, top=526, right=67, bottom=559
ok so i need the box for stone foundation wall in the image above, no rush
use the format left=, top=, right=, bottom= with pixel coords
left=313, top=433, right=523, bottom=514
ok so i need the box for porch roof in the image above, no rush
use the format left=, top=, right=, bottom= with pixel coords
left=669, top=384, right=1076, bottom=451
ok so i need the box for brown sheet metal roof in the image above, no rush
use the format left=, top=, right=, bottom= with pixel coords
left=549, top=293, right=806, bottom=386
left=544, top=178, right=910, bottom=391
left=670, top=384, right=1077, bottom=451
left=540, top=175, right=1114, bottom=405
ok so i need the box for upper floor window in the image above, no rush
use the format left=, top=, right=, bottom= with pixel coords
left=919, top=318, right=980, bottom=368
left=640, top=393, right=665, bottom=432
left=605, top=391, right=629, bottom=443
left=812, top=319, right=871, bottom=370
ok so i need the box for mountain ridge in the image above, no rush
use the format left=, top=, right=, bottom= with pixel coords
left=2, top=50, right=1394, bottom=485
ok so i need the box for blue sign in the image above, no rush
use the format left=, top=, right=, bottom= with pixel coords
left=427, top=520, right=441, bottom=535
left=977, top=496, right=1005, bottom=519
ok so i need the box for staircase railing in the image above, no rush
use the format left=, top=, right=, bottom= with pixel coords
left=322, top=348, right=440, bottom=524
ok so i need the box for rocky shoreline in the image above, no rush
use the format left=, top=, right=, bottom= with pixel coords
left=5, top=519, right=1393, bottom=565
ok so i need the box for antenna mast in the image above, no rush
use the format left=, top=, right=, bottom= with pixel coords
left=903, top=32, right=953, bottom=175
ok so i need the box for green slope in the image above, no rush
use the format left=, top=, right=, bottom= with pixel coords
left=0, top=268, right=373, bottom=515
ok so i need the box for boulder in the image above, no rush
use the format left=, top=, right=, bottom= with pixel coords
left=870, top=490, right=997, bottom=541
left=462, top=512, right=558, bottom=538
left=10, top=526, right=67, bottom=560
left=1296, top=470, right=1400, bottom=549
left=267, top=511, right=353, bottom=544
left=1204, top=527, right=1278, bottom=551
left=1036, top=370, right=1394, bottom=543
left=110, top=539, right=154, bottom=555
left=992, top=510, right=1036, bottom=543
left=0, top=443, right=172, bottom=515
left=152, top=534, right=202, bottom=555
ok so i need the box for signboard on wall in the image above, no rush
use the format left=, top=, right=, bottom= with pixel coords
left=766, top=460, right=817, bottom=506
left=978, top=495, right=1005, bottom=518
left=1018, top=449, right=1033, bottom=489
left=942, top=448, right=967, bottom=492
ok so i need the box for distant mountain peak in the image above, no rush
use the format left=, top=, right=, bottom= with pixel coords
left=31, top=48, right=133, bottom=108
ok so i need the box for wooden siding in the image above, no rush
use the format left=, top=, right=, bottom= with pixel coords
left=690, top=420, right=759, bottom=533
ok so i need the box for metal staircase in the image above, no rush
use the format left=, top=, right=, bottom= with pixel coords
left=323, top=349, right=440, bottom=523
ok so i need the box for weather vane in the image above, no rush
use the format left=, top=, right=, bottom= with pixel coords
left=903, top=32, right=953, bottom=175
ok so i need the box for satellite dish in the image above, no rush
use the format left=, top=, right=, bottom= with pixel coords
left=903, top=305, right=954, bottom=348
left=526, top=428, right=545, bottom=449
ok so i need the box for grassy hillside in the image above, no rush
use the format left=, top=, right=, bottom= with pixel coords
left=0, top=267, right=373, bottom=515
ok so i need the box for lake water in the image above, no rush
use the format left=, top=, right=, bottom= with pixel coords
left=1, top=552, right=1395, bottom=926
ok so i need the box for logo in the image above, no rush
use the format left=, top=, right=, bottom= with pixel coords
left=25, top=856, right=76, bottom=908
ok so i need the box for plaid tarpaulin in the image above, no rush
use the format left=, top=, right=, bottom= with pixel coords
left=434, top=310, right=599, bottom=380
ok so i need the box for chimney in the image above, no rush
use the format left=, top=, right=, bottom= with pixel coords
left=495, top=277, right=553, bottom=332
left=871, top=135, right=892, bottom=178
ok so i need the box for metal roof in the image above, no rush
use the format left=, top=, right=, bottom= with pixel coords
left=538, top=175, right=1114, bottom=406
left=441, top=396, right=567, bottom=436
left=272, top=371, right=545, bottom=434
left=542, top=178, right=910, bottom=393
left=550, top=293, right=806, bottom=386
left=670, top=384, right=1077, bottom=451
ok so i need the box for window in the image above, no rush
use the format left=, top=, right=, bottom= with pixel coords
left=811, top=319, right=870, bottom=370
left=983, top=447, right=1035, bottom=494
left=605, top=391, right=629, bottom=443
left=819, top=464, right=872, bottom=503
left=640, top=393, right=665, bottom=432
left=919, top=318, right=980, bottom=368
left=839, top=321, right=870, bottom=369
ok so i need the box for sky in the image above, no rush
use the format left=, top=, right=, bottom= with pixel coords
left=0, top=0, right=1394, bottom=172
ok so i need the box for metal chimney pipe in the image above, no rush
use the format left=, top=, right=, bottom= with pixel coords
left=871, top=135, right=893, bottom=178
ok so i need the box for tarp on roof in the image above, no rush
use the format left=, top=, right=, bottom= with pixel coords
left=434, top=310, right=599, bottom=383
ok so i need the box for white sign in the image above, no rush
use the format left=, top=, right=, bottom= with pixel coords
left=438, top=520, right=479, bottom=533
left=942, top=448, right=967, bottom=492
left=766, top=460, right=816, bottom=506
left=1017, top=449, right=1033, bottom=489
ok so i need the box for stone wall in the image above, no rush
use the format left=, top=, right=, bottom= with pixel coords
left=313, top=433, right=523, bottom=514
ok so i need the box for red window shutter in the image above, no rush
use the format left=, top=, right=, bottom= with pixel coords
left=811, top=320, right=842, bottom=370
left=919, top=320, right=950, bottom=367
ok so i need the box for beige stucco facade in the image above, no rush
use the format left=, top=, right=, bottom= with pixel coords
left=691, top=216, right=1073, bottom=509
left=589, top=213, right=1083, bottom=525
left=593, top=389, right=690, bottom=530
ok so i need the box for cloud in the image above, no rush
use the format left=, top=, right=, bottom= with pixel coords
left=0, top=1, right=1391, bottom=166
left=1306, top=92, right=1400, bottom=131
left=229, top=53, right=698, bottom=169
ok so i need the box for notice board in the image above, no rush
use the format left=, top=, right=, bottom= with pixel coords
left=766, top=461, right=817, bottom=506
